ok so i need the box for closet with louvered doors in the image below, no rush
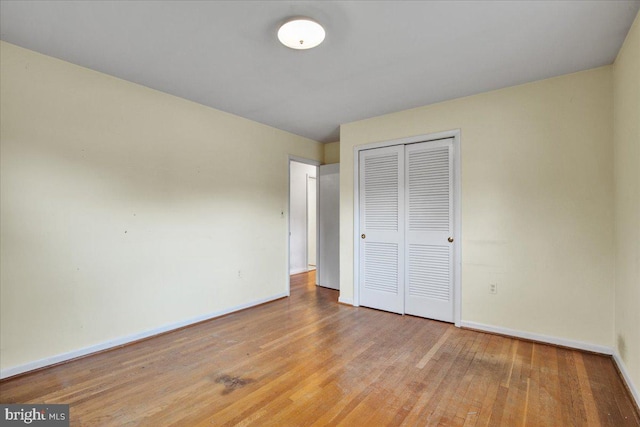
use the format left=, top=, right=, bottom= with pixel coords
left=358, top=138, right=455, bottom=322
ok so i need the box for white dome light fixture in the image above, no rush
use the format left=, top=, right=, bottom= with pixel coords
left=278, top=17, right=325, bottom=50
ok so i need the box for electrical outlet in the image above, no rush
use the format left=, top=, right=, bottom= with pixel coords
left=489, top=282, right=498, bottom=294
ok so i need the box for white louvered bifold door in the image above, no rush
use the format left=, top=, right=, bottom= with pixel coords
left=359, top=145, right=405, bottom=314
left=404, top=139, right=454, bottom=322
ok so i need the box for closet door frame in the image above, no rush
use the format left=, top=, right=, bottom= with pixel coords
left=352, top=129, right=462, bottom=327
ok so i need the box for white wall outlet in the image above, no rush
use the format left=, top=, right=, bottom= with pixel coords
left=489, top=282, right=498, bottom=294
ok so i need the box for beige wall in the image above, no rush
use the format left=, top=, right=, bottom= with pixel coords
left=613, top=12, right=640, bottom=396
left=0, top=42, right=322, bottom=373
left=323, top=141, right=340, bottom=164
left=340, top=66, right=614, bottom=348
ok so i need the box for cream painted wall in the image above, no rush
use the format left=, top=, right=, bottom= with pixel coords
left=340, top=66, right=614, bottom=347
left=613, top=12, right=640, bottom=396
left=0, top=42, right=323, bottom=373
left=323, top=141, right=340, bottom=164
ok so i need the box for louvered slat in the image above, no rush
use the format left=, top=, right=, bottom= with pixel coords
left=408, top=244, right=450, bottom=301
left=364, top=242, right=399, bottom=293
left=408, top=147, right=450, bottom=232
left=364, top=153, right=398, bottom=231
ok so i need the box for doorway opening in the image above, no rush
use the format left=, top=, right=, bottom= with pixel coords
left=288, top=159, right=319, bottom=287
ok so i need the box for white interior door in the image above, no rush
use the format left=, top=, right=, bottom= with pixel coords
left=404, top=139, right=454, bottom=322
left=318, top=164, right=340, bottom=290
left=359, top=145, right=404, bottom=314
left=307, top=175, right=317, bottom=270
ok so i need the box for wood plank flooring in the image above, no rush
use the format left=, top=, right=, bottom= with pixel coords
left=1, top=271, right=638, bottom=426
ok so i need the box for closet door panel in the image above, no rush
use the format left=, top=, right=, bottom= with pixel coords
left=404, top=139, right=454, bottom=322
left=358, top=146, right=404, bottom=314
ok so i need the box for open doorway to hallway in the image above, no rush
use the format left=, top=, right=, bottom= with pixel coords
left=289, top=160, right=318, bottom=275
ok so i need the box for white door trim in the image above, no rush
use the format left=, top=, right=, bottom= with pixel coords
left=352, top=129, right=462, bottom=326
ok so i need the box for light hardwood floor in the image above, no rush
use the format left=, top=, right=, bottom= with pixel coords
left=1, top=271, right=638, bottom=426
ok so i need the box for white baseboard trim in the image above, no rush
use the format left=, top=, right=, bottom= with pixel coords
left=0, top=292, right=288, bottom=380
left=290, top=268, right=309, bottom=275
left=338, top=296, right=354, bottom=305
left=613, top=351, right=640, bottom=410
left=459, top=321, right=613, bottom=355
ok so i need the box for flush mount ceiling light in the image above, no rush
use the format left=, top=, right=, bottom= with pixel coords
left=277, top=17, right=325, bottom=50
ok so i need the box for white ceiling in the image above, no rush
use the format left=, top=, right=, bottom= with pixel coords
left=1, top=1, right=638, bottom=143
